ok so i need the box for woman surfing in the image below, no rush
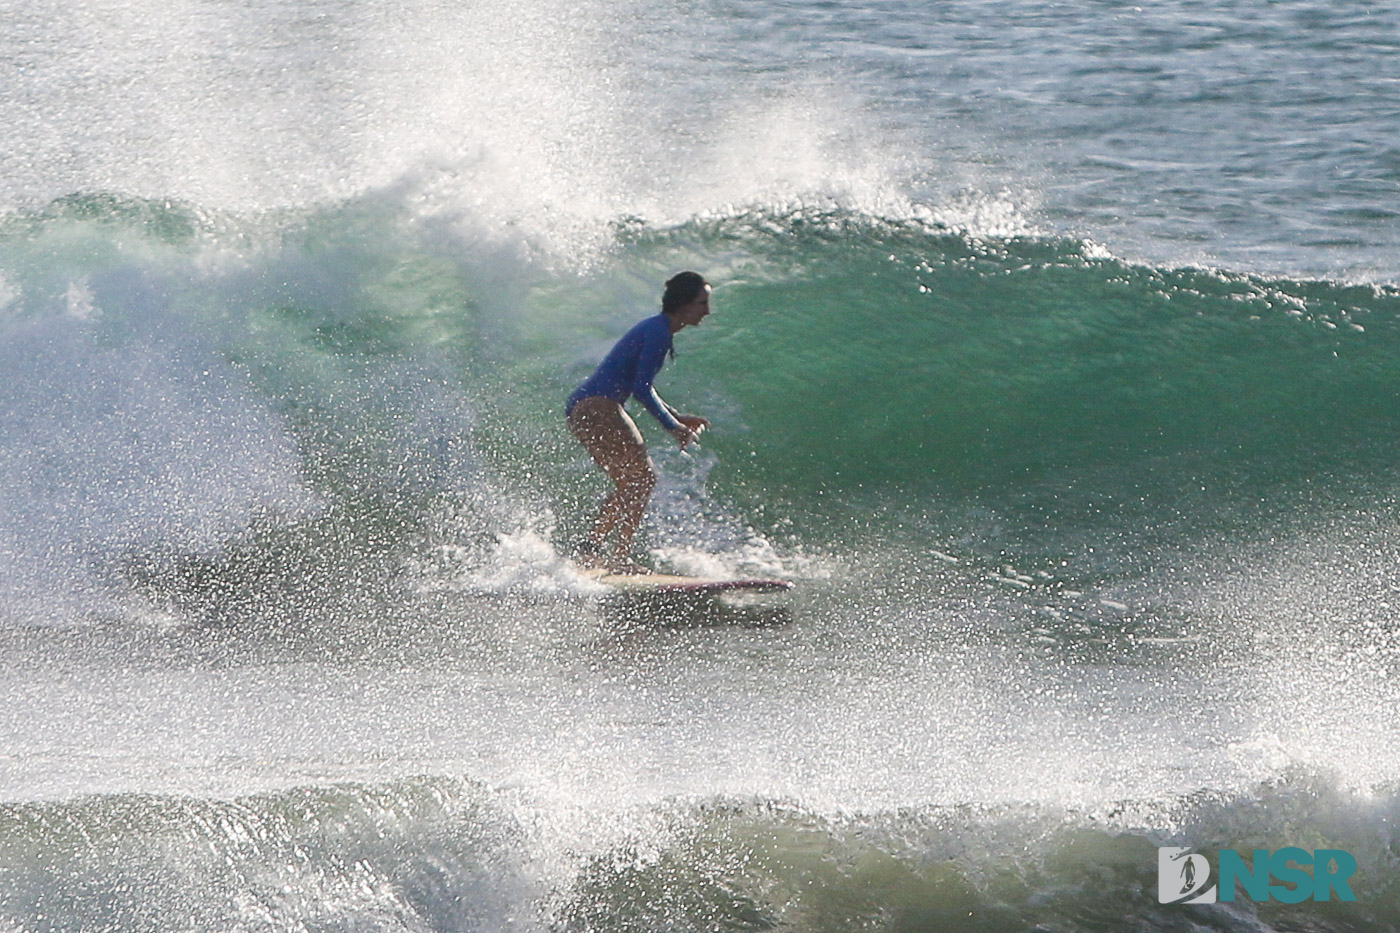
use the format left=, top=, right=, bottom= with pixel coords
left=566, top=272, right=712, bottom=574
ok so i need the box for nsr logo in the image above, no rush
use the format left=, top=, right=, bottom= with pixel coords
left=1158, top=847, right=1358, bottom=904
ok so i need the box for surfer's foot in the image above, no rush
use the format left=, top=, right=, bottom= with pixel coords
left=572, top=539, right=606, bottom=569
left=606, top=557, right=654, bottom=576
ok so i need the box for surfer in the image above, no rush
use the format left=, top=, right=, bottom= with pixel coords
left=1180, top=857, right=1197, bottom=894
left=566, top=272, right=712, bottom=573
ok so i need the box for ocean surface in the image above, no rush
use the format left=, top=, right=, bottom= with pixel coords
left=3, top=0, right=1400, bottom=929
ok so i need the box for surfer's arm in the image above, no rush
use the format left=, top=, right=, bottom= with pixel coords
left=637, top=386, right=684, bottom=433
left=632, top=325, right=684, bottom=432
left=661, top=400, right=691, bottom=424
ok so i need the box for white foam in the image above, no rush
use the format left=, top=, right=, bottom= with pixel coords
left=0, top=296, right=318, bottom=624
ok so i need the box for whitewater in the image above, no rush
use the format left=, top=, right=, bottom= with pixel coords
left=3, top=0, right=1400, bottom=930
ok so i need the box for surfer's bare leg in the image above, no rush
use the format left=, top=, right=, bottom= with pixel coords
left=592, top=466, right=655, bottom=570
left=568, top=397, right=657, bottom=572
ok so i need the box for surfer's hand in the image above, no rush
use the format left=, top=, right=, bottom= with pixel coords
left=671, top=425, right=700, bottom=450
left=673, top=415, right=708, bottom=449
left=677, top=414, right=710, bottom=432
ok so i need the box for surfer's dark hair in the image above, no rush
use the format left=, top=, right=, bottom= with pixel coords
left=662, top=271, right=708, bottom=314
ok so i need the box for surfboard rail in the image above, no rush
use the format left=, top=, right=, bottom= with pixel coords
left=576, top=567, right=793, bottom=594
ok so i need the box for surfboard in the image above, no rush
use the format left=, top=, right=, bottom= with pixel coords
left=577, top=567, right=793, bottom=594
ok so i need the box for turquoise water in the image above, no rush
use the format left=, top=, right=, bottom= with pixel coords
left=3, top=1, right=1400, bottom=930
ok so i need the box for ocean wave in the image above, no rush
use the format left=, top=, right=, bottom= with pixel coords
left=4, top=194, right=1400, bottom=621
left=3, top=771, right=1397, bottom=932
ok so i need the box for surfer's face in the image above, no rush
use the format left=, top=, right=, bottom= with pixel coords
left=673, top=285, right=711, bottom=327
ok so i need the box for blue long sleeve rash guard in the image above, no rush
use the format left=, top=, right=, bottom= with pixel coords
left=566, top=314, right=683, bottom=431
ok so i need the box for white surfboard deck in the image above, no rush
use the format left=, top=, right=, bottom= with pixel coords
left=576, top=566, right=792, bottom=594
